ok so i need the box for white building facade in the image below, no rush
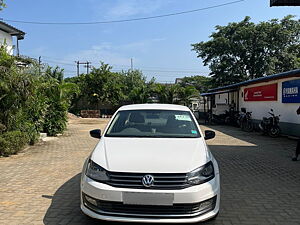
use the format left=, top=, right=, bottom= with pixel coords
left=0, top=21, right=25, bottom=55
left=202, top=69, right=300, bottom=137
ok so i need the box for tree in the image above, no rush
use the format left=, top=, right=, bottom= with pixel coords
left=121, top=70, right=148, bottom=103
left=180, top=75, right=212, bottom=93
left=192, top=15, right=300, bottom=87
left=0, top=0, right=6, bottom=10
left=178, top=86, right=199, bottom=106
left=81, top=62, right=124, bottom=106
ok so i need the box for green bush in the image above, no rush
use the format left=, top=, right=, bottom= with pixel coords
left=43, top=101, right=68, bottom=136
left=0, top=131, right=28, bottom=156
left=0, top=47, right=78, bottom=156
left=21, top=122, right=40, bottom=145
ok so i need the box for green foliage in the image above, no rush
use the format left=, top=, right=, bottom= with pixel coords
left=0, top=47, right=78, bottom=156
left=43, top=100, right=67, bottom=136
left=192, top=15, right=300, bottom=87
left=0, top=0, right=6, bottom=11
left=67, top=62, right=204, bottom=110
left=0, top=131, right=28, bottom=156
left=81, top=62, right=124, bottom=106
left=180, top=75, right=212, bottom=92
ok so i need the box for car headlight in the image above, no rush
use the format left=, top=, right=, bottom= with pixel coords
left=86, top=160, right=109, bottom=182
left=187, top=161, right=215, bottom=185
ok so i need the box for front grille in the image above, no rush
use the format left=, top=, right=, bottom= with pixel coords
left=83, top=193, right=217, bottom=218
left=106, top=171, right=189, bottom=189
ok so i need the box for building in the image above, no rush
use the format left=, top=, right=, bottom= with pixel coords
left=270, top=0, right=300, bottom=6
left=175, top=78, right=183, bottom=84
left=201, top=69, right=300, bottom=137
left=0, top=21, right=25, bottom=55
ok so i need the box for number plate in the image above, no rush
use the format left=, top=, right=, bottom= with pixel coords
left=122, top=192, right=174, bottom=206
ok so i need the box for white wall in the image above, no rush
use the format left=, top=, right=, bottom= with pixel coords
left=239, top=77, right=300, bottom=124
left=0, top=30, right=13, bottom=55
left=215, top=93, right=228, bottom=104
left=213, top=93, right=231, bottom=114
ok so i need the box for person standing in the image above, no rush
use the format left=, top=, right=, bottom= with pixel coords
left=292, top=106, right=300, bottom=161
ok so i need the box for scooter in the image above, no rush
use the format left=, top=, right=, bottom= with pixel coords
left=259, top=109, right=281, bottom=137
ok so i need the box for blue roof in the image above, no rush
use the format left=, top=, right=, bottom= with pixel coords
left=205, top=69, right=300, bottom=94
left=201, top=89, right=237, bottom=97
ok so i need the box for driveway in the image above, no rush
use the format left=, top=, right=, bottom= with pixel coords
left=0, top=118, right=299, bottom=225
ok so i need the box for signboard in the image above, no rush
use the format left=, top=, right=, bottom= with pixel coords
left=270, top=0, right=300, bottom=6
left=282, top=79, right=300, bottom=103
left=244, top=83, right=278, bottom=101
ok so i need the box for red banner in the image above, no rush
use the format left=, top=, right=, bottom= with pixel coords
left=244, top=83, right=278, bottom=101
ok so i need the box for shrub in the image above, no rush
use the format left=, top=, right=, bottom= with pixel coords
left=0, top=47, right=78, bottom=156
left=0, top=131, right=28, bottom=156
left=21, top=122, right=40, bottom=145
left=0, top=136, right=9, bottom=156
left=43, top=101, right=68, bottom=136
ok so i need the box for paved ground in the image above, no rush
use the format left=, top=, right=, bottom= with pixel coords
left=0, top=117, right=299, bottom=225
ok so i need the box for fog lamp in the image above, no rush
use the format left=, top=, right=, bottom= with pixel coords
left=199, top=197, right=216, bottom=212
left=85, top=195, right=97, bottom=206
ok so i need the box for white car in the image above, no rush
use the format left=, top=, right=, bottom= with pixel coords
left=81, top=104, right=220, bottom=223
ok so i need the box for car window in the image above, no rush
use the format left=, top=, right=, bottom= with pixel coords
left=105, top=110, right=200, bottom=138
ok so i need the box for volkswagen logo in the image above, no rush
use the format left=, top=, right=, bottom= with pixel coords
left=142, top=175, right=154, bottom=187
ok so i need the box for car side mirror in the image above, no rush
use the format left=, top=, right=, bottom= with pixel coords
left=204, top=130, right=215, bottom=140
left=90, top=129, right=101, bottom=139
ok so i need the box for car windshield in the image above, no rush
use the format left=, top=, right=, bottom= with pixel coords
left=105, top=109, right=200, bottom=138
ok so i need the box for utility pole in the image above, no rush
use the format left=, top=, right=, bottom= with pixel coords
left=130, top=58, right=134, bottom=85
left=130, top=58, right=133, bottom=71
left=76, top=61, right=80, bottom=76
left=84, top=61, right=92, bottom=74
left=16, top=39, right=20, bottom=56
left=38, top=56, right=41, bottom=76
left=75, top=61, right=91, bottom=76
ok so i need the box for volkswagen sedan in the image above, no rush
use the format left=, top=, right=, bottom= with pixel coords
left=81, top=104, right=220, bottom=223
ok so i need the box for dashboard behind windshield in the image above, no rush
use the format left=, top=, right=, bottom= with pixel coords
left=105, top=109, right=200, bottom=138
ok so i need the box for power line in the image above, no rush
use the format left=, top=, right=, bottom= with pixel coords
left=37, top=57, right=210, bottom=76
left=41, top=59, right=210, bottom=74
left=2, top=0, right=244, bottom=25
left=31, top=55, right=210, bottom=73
left=43, top=59, right=74, bottom=66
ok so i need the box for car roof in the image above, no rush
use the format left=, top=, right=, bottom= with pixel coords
left=118, top=104, right=190, bottom=111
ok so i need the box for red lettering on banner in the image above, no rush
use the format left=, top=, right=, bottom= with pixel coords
left=244, top=83, right=278, bottom=101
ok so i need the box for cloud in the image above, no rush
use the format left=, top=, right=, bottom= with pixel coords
left=63, top=43, right=130, bottom=66
left=90, top=0, right=170, bottom=20
left=62, top=38, right=166, bottom=68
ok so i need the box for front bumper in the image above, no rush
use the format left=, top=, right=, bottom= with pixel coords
left=80, top=173, right=220, bottom=223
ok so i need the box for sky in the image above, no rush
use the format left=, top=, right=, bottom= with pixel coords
left=1, top=0, right=299, bottom=82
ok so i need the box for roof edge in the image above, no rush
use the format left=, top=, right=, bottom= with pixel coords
left=207, top=69, right=300, bottom=93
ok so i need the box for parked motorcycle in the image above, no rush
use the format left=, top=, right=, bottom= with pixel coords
left=238, top=108, right=254, bottom=132
left=259, top=109, right=281, bottom=137
left=211, top=113, right=227, bottom=125
left=224, top=107, right=240, bottom=127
